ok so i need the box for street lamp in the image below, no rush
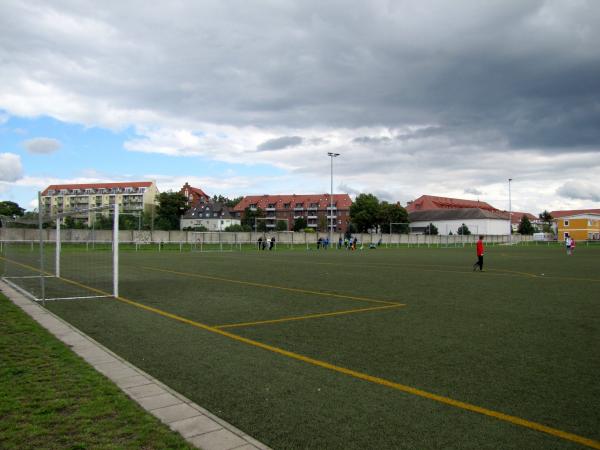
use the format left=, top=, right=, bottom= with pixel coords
left=508, top=178, right=513, bottom=243
left=328, top=152, right=340, bottom=246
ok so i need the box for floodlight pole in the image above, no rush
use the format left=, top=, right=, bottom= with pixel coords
left=113, top=203, right=119, bottom=298
left=328, top=152, right=340, bottom=246
left=508, top=178, right=513, bottom=244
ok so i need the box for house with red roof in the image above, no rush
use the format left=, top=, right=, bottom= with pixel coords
left=406, top=195, right=511, bottom=235
left=233, top=194, right=352, bottom=232
left=406, top=195, right=498, bottom=213
left=41, top=181, right=159, bottom=224
left=549, top=209, right=600, bottom=241
left=180, top=182, right=210, bottom=206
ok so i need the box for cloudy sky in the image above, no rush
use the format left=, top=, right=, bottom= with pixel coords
left=1, top=0, right=599, bottom=213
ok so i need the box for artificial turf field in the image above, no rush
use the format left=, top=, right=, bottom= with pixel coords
left=2, top=244, right=600, bottom=449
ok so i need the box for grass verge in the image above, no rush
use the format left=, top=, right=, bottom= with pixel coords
left=0, top=293, right=195, bottom=450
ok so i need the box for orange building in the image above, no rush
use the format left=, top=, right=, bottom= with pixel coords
left=550, top=209, right=600, bottom=241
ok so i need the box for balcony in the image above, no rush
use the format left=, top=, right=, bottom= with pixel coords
left=307, top=215, right=318, bottom=219
left=294, top=207, right=304, bottom=211
left=307, top=223, right=317, bottom=228
left=265, top=207, right=276, bottom=211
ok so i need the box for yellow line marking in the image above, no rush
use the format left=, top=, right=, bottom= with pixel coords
left=214, top=304, right=405, bottom=329
left=140, top=265, right=401, bottom=306
left=3, top=256, right=600, bottom=449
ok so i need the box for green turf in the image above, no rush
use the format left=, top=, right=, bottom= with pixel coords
left=3, top=245, right=600, bottom=449
left=0, top=294, right=195, bottom=450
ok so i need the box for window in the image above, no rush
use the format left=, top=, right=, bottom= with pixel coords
left=564, top=220, right=569, bottom=227
left=284, top=203, right=290, bottom=209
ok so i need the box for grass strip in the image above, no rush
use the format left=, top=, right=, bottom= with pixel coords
left=0, top=294, right=195, bottom=450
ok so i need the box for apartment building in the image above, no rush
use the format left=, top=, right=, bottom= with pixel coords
left=41, top=181, right=159, bottom=224
left=233, top=194, right=352, bottom=232
left=550, top=209, right=600, bottom=241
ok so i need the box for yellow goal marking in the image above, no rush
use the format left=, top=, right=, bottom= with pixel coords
left=3, top=256, right=599, bottom=449
left=214, top=304, right=405, bottom=329
left=140, top=265, right=402, bottom=306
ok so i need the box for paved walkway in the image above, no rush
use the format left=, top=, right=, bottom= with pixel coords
left=0, top=281, right=271, bottom=450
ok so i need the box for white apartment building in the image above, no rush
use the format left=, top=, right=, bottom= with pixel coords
left=41, top=181, right=159, bottom=224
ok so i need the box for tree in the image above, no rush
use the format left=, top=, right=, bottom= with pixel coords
left=155, top=192, right=189, bottom=230
left=212, top=195, right=244, bottom=208
left=318, top=215, right=328, bottom=232
left=63, top=216, right=86, bottom=229
left=241, top=207, right=265, bottom=231
left=293, top=217, right=307, bottom=231
left=224, top=224, right=251, bottom=232
left=424, top=223, right=438, bottom=235
left=0, top=201, right=25, bottom=218
left=93, top=214, right=114, bottom=230
left=517, top=216, right=534, bottom=235
left=378, top=201, right=409, bottom=233
left=349, top=194, right=381, bottom=232
left=457, top=223, right=471, bottom=235
left=275, top=220, right=288, bottom=231
left=539, top=210, right=554, bottom=233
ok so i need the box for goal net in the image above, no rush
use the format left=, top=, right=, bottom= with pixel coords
left=190, top=232, right=241, bottom=252
left=1, top=203, right=119, bottom=304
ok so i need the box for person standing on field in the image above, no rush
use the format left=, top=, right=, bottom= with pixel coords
left=473, top=235, right=485, bottom=271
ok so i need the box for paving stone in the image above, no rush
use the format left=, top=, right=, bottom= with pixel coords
left=153, top=403, right=200, bottom=424
left=126, top=383, right=166, bottom=399
left=115, top=375, right=153, bottom=389
left=136, top=393, right=181, bottom=410
left=170, top=415, right=222, bottom=438
left=189, top=429, right=249, bottom=450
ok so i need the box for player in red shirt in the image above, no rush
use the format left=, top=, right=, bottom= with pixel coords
left=473, top=235, right=485, bottom=271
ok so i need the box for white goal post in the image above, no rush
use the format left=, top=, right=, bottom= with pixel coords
left=1, top=199, right=119, bottom=304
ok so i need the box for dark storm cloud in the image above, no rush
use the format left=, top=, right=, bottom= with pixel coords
left=1, top=0, right=600, bottom=212
left=257, top=136, right=304, bottom=151
left=556, top=182, right=600, bottom=202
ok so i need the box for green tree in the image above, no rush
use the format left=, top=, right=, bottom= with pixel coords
left=63, top=216, right=86, bottom=229
left=424, top=223, right=438, bottom=235
left=538, top=210, right=554, bottom=233
left=318, top=215, right=328, bottom=232
left=224, top=224, right=251, bottom=232
left=517, top=215, right=534, bottom=235
left=275, top=220, right=288, bottom=231
left=241, top=207, right=265, bottom=230
left=457, top=223, right=471, bottom=235
left=349, top=194, right=380, bottom=232
left=155, top=192, right=189, bottom=230
left=293, top=217, right=307, bottom=231
left=93, top=215, right=114, bottom=230
left=0, top=201, right=25, bottom=218
left=212, top=195, right=244, bottom=208
left=378, top=201, right=409, bottom=233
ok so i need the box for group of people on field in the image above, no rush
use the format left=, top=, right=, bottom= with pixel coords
left=565, top=236, right=576, bottom=255
left=257, top=236, right=275, bottom=250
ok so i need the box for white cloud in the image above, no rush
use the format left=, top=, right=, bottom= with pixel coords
left=0, top=111, right=9, bottom=125
left=22, top=137, right=62, bottom=154
left=0, top=153, right=23, bottom=182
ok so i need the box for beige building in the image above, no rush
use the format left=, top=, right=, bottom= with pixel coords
left=41, top=181, right=159, bottom=224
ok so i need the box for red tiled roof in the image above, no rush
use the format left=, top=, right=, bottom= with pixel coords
left=42, top=181, right=153, bottom=195
left=406, top=195, right=498, bottom=213
left=550, top=209, right=600, bottom=218
left=233, top=194, right=352, bottom=211
left=507, top=211, right=537, bottom=224
left=180, top=182, right=209, bottom=201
